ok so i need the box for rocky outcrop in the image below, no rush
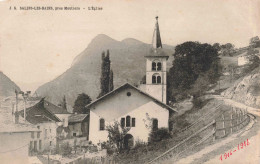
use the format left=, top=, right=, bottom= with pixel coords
left=222, top=66, right=260, bottom=108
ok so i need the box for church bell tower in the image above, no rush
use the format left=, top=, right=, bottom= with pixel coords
left=145, top=16, right=168, bottom=104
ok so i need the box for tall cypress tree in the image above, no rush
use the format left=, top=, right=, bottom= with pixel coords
left=109, top=70, right=114, bottom=92
left=98, top=50, right=112, bottom=98
left=61, top=95, right=67, bottom=110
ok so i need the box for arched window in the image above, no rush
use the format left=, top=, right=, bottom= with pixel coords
left=126, top=116, right=131, bottom=127
left=99, top=118, right=105, bottom=131
left=152, top=62, right=156, bottom=71
left=121, top=118, right=125, bottom=128
left=152, top=75, right=157, bottom=84
left=132, top=118, right=136, bottom=127
left=152, top=73, right=161, bottom=84
left=157, top=62, right=162, bottom=71
left=152, top=119, right=158, bottom=131
left=157, top=76, right=161, bottom=84
left=152, top=60, right=162, bottom=71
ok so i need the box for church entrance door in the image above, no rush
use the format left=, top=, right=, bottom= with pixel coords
left=123, top=134, right=134, bottom=149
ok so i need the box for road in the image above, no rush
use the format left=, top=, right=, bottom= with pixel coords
left=166, top=95, right=260, bottom=164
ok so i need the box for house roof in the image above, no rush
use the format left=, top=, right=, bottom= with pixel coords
left=68, top=114, right=88, bottom=123
left=86, top=83, right=177, bottom=113
left=43, top=100, right=71, bottom=114
left=18, top=98, right=61, bottom=124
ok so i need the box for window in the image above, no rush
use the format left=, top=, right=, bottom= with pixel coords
left=157, top=62, right=162, bottom=71
left=44, top=129, right=47, bottom=138
left=152, top=73, right=161, bottom=84
left=37, top=132, right=40, bottom=138
left=152, top=119, right=158, bottom=131
left=157, top=76, right=161, bottom=84
left=50, top=141, right=52, bottom=146
left=152, top=62, right=156, bottom=71
left=152, top=60, right=162, bottom=71
left=73, top=133, right=76, bottom=137
left=31, top=132, right=34, bottom=139
left=99, top=118, right=105, bottom=130
left=34, top=141, right=37, bottom=151
left=50, top=129, right=51, bottom=133
left=132, top=118, right=136, bottom=127
left=30, top=141, right=33, bottom=150
left=37, top=126, right=40, bottom=129
left=126, top=116, right=131, bottom=127
left=121, top=118, right=125, bottom=128
left=126, top=92, right=131, bottom=97
left=152, top=75, right=157, bottom=84
left=39, top=140, right=42, bottom=150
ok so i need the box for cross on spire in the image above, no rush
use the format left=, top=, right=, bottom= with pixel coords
left=152, top=16, right=162, bottom=49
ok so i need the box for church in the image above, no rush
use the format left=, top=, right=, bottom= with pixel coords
left=87, top=17, right=177, bottom=147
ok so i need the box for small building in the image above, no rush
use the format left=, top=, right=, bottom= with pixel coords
left=0, top=121, right=39, bottom=163
left=41, top=99, right=72, bottom=127
left=18, top=98, right=61, bottom=153
left=238, top=55, right=250, bottom=66
left=68, top=114, right=89, bottom=138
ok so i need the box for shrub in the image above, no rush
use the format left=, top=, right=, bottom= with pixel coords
left=60, top=142, right=72, bottom=157
left=149, top=128, right=171, bottom=142
left=192, top=97, right=203, bottom=109
left=101, top=141, right=116, bottom=155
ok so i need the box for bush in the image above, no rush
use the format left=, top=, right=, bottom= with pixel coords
left=101, top=141, right=116, bottom=155
left=149, top=128, right=171, bottom=142
left=60, top=142, right=72, bottom=157
left=192, top=97, right=203, bottom=109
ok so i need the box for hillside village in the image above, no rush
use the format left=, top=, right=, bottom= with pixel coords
left=1, top=17, right=260, bottom=164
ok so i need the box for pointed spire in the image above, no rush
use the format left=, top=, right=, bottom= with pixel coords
left=152, top=16, right=162, bottom=49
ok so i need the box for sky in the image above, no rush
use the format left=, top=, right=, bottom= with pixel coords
left=0, top=0, right=259, bottom=92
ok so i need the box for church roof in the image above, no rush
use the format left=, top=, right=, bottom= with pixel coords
left=146, top=16, right=169, bottom=58
left=152, top=16, right=162, bottom=49
left=86, top=83, right=177, bottom=113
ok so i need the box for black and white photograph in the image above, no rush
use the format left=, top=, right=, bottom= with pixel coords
left=0, top=0, right=260, bottom=163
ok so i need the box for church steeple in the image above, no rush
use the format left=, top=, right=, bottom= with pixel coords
left=152, top=16, right=162, bottom=49
left=141, top=16, right=168, bottom=104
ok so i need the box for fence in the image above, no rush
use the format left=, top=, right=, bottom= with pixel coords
left=148, top=120, right=216, bottom=164
left=215, top=107, right=250, bottom=139
left=148, top=106, right=251, bottom=164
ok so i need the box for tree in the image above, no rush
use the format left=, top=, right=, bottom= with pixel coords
left=213, top=43, right=221, bottom=52
left=73, top=93, right=92, bottom=114
left=220, top=43, right=235, bottom=56
left=61, top=95, right=67, bottom=110
left=106, top=121, right=130, bottom=152
left=109, top=70, right=114, bottom=92
left=60, top=142, right=72, bottom=157
left=168, top=41, right=219, bottom=101
left=98, top=50, right=112, bottom=98
left=249, top=36, right=260, bottom=48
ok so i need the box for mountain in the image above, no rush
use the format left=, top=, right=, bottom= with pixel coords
left=0, top=71, right=21, bottom=99
left=36, top=34, right=175, bottom=112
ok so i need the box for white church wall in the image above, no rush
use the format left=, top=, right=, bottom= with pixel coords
left=145, top=84, right=167, bottom=103
left=89, top=100, right=169, bottom=145
left=89, top=110, right=108, bottom=144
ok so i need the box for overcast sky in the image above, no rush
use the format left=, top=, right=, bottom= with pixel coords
left=0, top=0, right=259, bottom=91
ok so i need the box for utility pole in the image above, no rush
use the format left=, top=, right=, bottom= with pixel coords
left=14, top=90, right=19, bottom=124
left=19, top=90, right=31, bottom=123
